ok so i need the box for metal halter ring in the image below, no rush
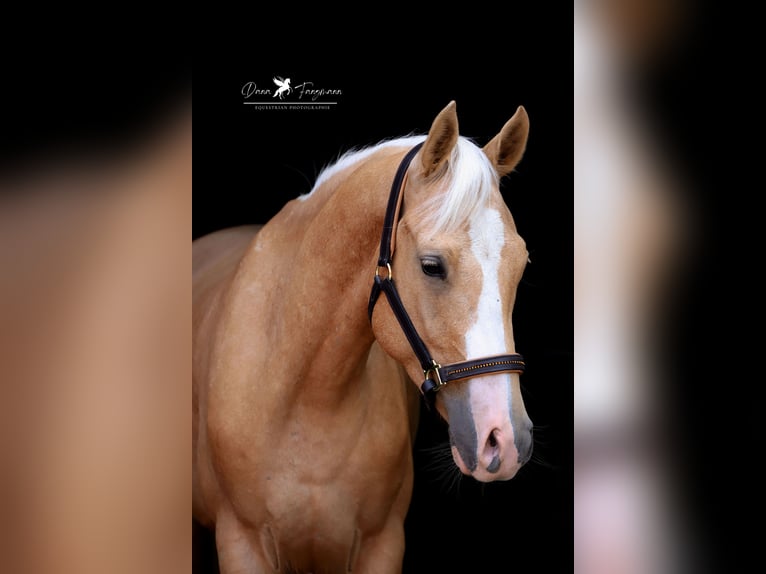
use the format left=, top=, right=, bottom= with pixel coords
left=375, top=262, right=393, bottom=281
left=423, top=360, right=444, bottom=391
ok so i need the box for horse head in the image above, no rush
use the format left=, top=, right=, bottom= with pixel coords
left=371, top=101, right=533, bottom=482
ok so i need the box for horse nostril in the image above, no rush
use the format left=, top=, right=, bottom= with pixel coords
left=485, top=429, right=502, bottom=473
left=487, top=454, right=502, bottom=473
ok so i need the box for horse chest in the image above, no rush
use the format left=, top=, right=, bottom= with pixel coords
left=228, top=411, right=411, bottom=570
left=239, top=406, right=409, bottom=520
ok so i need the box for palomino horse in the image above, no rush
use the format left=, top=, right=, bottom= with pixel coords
left=193, top=101, right=533, bottom=573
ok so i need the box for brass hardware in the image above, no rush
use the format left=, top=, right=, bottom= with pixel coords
left=375, top=262, right=393, bottom=281
left=424, top=361, right=444, bottom=390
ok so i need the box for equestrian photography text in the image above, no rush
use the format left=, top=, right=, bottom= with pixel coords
left=242, top=76, right=342, bottom=110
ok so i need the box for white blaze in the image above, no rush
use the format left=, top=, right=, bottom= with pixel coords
left=465, top=208, right=508, bottom=358
left=464, top=207, right=514, bottom=427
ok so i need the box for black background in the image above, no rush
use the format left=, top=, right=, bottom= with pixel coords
left=192, top=40, right=572, bottom=573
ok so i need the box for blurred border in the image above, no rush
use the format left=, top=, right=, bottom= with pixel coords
left=1, top=46, right=191, bottom=574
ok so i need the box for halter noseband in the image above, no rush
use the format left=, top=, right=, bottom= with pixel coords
left=367, top=142, right=526, bottom=408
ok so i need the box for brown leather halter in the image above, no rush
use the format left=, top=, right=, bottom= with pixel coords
left=367, top=142, right=526, bottom=408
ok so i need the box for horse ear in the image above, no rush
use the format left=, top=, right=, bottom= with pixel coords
left=483, top=106, right=529, bottom=178
left=420, top=101, right=459, bottom=177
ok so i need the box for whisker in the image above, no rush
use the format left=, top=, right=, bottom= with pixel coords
left=445, top=465, right=464, bottom=499
left=529, top=452, right=559, bottom=471
left=526, top=424, right=561, bottom=471
left=417, top=440, right=467, bottom=499
left=530, top=423, right=553, bottom=447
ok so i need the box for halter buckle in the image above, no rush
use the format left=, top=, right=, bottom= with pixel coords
left=424, top=360, right=444, bottom=390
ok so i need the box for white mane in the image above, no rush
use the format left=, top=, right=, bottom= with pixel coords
left=303, top=135, right=499, bottom=233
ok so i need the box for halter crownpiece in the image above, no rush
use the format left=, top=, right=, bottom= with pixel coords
left=367, top=142, right=526, bottom=408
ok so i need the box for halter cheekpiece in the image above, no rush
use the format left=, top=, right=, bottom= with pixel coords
left=367, top=142, right=526, bottom=408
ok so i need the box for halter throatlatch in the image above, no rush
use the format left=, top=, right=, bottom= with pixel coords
left=367, top=142, right=526, bottom=408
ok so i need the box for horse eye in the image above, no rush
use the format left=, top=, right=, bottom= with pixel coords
left=421, top=257, right=446, bottom=279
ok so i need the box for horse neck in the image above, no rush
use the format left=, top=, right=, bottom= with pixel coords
left=258, top=149, right=406, bottom=399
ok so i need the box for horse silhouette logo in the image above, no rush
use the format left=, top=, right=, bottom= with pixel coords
left=273, top=77, right=291, bottom=99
